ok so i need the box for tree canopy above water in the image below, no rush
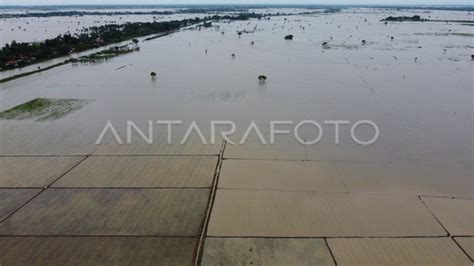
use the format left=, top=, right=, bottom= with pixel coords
left=0, top=13, right=264, bottom=70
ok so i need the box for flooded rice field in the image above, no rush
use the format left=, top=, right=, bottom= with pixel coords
left=0, top=6, right=473, bottom=265
left=0, top=13, right=208, bottom=43
left=1, top=8, right=472, bottom=169
left=0, top=7, right=308, bottom=44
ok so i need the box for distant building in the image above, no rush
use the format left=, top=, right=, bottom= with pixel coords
left=5, top=60, right=18, bottom=67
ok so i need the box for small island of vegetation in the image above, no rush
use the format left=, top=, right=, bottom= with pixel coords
left=382, top=15, right=426, bottom=22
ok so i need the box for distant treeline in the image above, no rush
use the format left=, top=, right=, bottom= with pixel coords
left=382, top=5, right=474, bottom=12
left=0, top=13, right=263, bottom=70
left=0, top=10, right=174, bottom=18
left=1, top=5, right=473, bottom=17
left=381, top=15, right=474, bottom=24
left=0, top=7, right=250, bottom=19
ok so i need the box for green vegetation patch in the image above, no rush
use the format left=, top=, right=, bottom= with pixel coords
left=0, top=98, right=93, bottom=121
left=78, top=45, right=138, bottom=62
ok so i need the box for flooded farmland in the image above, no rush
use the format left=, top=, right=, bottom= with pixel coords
left=0, top=5, right=473, bottom=266
left=1, top=8, right=472, bottom=166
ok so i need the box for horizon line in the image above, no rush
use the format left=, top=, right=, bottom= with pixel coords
left=1, top=3, right=473, bottom=7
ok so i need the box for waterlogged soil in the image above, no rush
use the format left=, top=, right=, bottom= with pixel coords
left=0, top=8, right=472, bottom=170
left=0, top=98, right=93, bottom=121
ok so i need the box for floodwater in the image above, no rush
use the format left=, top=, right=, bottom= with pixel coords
left=0, top=8, right=472, bottom=172
left=0, top=7, right=309, bottom=44
left=0, top=13, right=208, bottom=44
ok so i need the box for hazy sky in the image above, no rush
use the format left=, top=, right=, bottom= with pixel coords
left=1, top=0, right=472, bottom=6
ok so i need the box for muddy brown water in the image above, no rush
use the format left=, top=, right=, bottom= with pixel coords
left=0, top=8, right=472, bottom=173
